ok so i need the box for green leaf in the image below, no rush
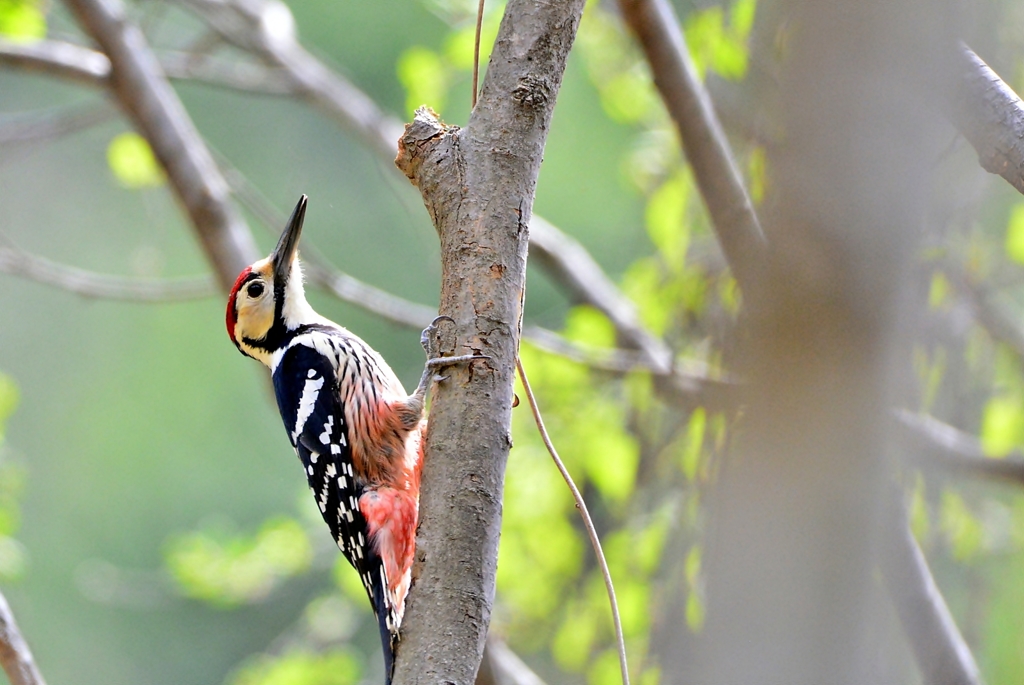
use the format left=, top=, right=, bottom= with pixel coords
left=107, top=133, right=165, bottom=188
left=587, top=648, right=625, bottom=685
left=0, top=0, right=45, bottom=42
left=645, top=172, right=690, bottom=272
left=0, top=373, right=19, bottom=435
left=1006, top=204, right=1024, bottom=264
left=680, top=407, right=706, bottom=480
left=980, top=395, right=1024, bottom=457
left=730, top=0, right=757, bottom=39
left=940, top=490, right=983, bottom=562
left=552, top=602, right=598, bottom=671
left=583, top=423, right=638, bottom=503
left=686, top=589, right=705, bottom=631
left=564, top=306, right=617, bottom=348
left=928, top=272, right=951, bottom=309
left=396, top=46, right=449, bottom=116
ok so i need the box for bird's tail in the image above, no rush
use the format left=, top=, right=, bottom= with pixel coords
left=369, top=572, right=398, bottom=685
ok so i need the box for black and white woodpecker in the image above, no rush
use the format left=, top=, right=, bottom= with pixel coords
left=226, top=195, right=485, bottom=683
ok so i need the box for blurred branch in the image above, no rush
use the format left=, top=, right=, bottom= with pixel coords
left=476, top=638, right=547, bottom=685
left=880, top=486, right=982, bottom=685
left=0, top=104, right=116, bottom=148
left=157, top=50, right=293, bottom=93
left=0, top=590, right=47, bottom=685
left=618, top=0, right=766, bottom=293
left=950, top=270, right=1024, bottom=363
left=176, top=0, right=404, bottom=161
left=949, top=44, right=1024, bottom=195
left=897, top=410, right=1024, bottom=486
left=0, top=36, right=109, bottom=85
left=529, top=216, right=672, bottom=373
left=65, top=0, right=260, bottom=291
left=0, top=242, right=214, bottom=301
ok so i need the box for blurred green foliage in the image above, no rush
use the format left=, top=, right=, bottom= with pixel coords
left=0, top=0, right=44, bottom=42
left=5, top=0, right=1024, bottom=684
left=107, top=133, right=166, bottom=189
left=166, top=517, right=312, bottom=607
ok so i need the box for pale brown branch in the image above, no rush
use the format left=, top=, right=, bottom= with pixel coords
left=880, top=486, right=982, bottom=685
left=393, top=0, right=586, bottom=680
left=0, top=244, right=215, bottom=301
left=65, top=0, right=260, bottom=291
left=476, top=637, right=547, bottom=685
left=618, top=0, right=766, bottom=293
left=177, top=0, right=404, bottom=161
left=0, top=36, right=109, bottom=84
left=0, top=589, right=46, bottom=685
left=949, top=44, right=1024, bottom=195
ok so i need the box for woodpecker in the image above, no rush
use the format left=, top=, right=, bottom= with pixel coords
left=226, top=195, right=484, bottom=683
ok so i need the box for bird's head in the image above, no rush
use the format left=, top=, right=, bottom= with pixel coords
left=227, top=194, right=317, bottom=365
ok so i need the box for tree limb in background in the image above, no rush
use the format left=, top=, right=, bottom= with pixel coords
left=949, top=45, right=1024, bottom=195
left=0, top=243, right=214, bottom=301
left=0, top=104, right=117, bottom=149
left=529, top=216, right=672, bottom=373
left=0, top=590, right=46, bottom=685
left=0, top=36, right=109, bottom=85
left=392, top=0, right=586, bottom=679
left=64, top=0, right=259, bottom=290
left=476, top=637, right=547, bottom=685
left=618, top=0, right=766, bottom=293
left=177, top=0, right=405, bottom=161
left=897, top=410, right=1024, bottom=486
left=880, top=486, right=982, bottom=685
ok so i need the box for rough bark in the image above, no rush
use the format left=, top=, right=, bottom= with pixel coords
left=64, top=0, right=259, bottom=290
left=392, top=1, right=585, bottom=683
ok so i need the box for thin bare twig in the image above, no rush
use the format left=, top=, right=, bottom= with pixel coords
left=618, top=0, right=766, bottom=293
left=0, top=589, right=46, bottom=685
left=471, top=0, right=485, bottom=109
left=65, top=0, right=260, bottom=290
left=0, top=243, right=214, bottom=301
left=0, top=104, right=117, bottom=148
left=477, top=636, right=547, bottom=685
left=516, top=358, right=630, bottom=685
left=880, top=486, right=982, bottom=685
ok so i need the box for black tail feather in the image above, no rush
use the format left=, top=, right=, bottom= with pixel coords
left=370, top=574, right=397, bottom=685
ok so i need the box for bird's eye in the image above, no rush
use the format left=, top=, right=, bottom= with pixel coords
left=246, top=281, right=265, bottom=299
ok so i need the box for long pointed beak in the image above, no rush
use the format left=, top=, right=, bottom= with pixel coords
left=272, top=195, right=307, bottom=290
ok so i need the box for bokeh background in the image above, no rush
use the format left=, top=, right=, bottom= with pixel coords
left=2, top=0, right=1024, bottom=684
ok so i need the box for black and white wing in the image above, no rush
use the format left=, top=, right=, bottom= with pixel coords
left=272, top=340, right=397, bottom=679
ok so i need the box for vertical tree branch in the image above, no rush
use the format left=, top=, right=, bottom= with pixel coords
left=64, top=0, right=259, bottom=289
left=392, top=1, right=586, bottom=683
left=618, top=0, right=766, bottom=292
left=677, top=1, right=958, bottom=683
